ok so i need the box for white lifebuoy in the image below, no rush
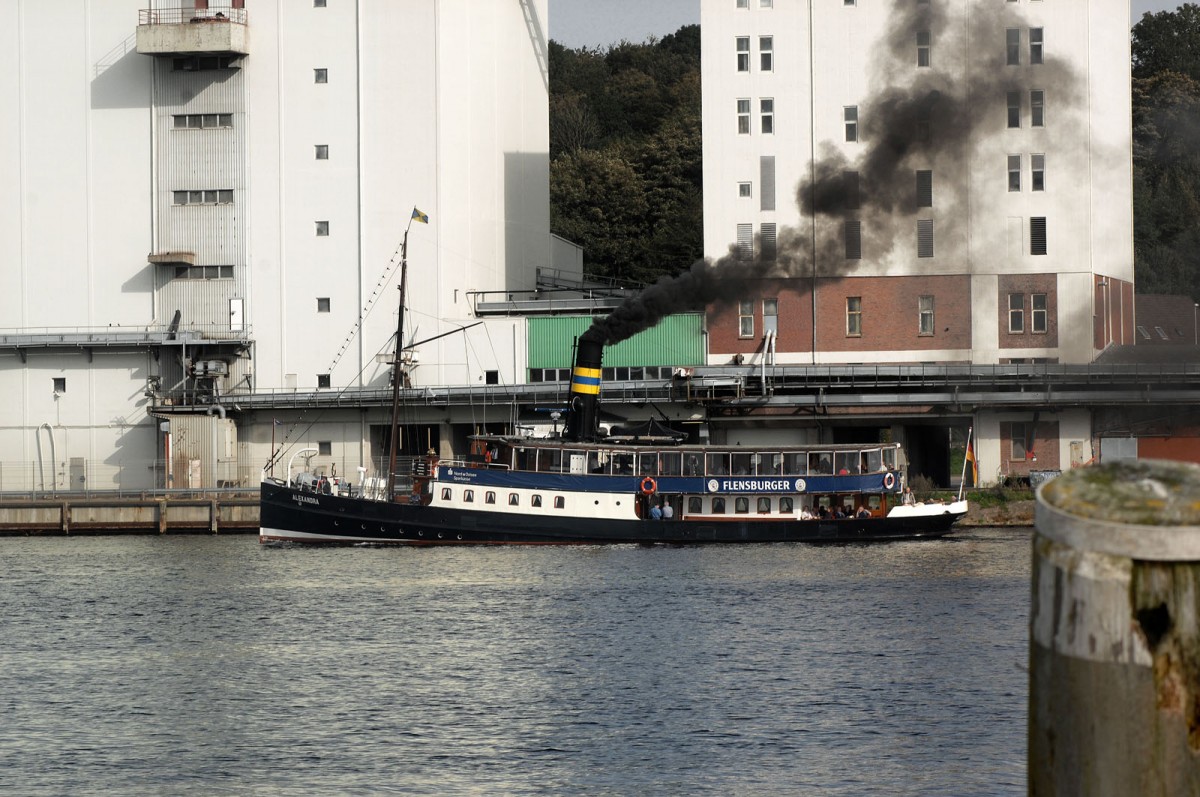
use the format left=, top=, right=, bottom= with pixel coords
left=883, top=472, right=896, bottom=490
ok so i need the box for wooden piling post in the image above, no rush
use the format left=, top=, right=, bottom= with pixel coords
left=1031, top=459, right=1200, bottom=796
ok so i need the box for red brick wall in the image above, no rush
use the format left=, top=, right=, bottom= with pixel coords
left=706, top=275, right=971, bottom=356
left=1000, top=420, right=1061, bottom=475
left=998, top=273, right=1059, bottom=349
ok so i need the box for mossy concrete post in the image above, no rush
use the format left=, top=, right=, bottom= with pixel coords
left=1031, top=460, right=1200, bottom=796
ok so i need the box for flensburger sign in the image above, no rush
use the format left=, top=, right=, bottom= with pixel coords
left=706, top=478, right=807, bottom=494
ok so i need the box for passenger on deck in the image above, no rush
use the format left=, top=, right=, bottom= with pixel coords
left=799, top=505, right=814, bottom=520
left=856, top=506, right=872, bottom=519
left=662, top=501, right=674, bottom=520
left=649, top=503, right=663, bottom=521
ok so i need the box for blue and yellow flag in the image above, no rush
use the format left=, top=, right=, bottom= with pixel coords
left=411, top=208, right=429, bottom=224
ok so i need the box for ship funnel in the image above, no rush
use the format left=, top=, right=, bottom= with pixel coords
left=564, top=333, right=604, bottom=441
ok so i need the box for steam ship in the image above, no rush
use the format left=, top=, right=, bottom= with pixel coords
left=259, top=333, right=967, bottom=545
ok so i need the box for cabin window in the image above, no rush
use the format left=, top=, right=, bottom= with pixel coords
left=757, top=497, right=772, bottom=513
left=638, top=455, right=658, bottom=475
left=731, top=453, right=753, bottom=475
left=613, top=453, right=634, bottom=475
left=486, top=491, right=496, bottom=504
left=783, top=453, right=806, bottom=474
left=464, top=490, right=474, bottom=503
left=867, top=495, right=882, bottom=511
left=532, top=495, right=543, bottom=508
left=834, top=452, right=858, bottom=474
left=659, top=452, right=682, bottom=476
left=780, top=497, right=794, bottom=513
left=688, top=496, right=703, bottom=514
left=706, top=453, right=730, bottom=475
left=685, top=454, right=703, bottom=476
left=712, top=497, right=726, bottom=514
left=508, top=493, right=520, bottom=506
left=735, top=497, right=750, bottom=514
left=441, top=488, right=452, bottom=500
left=864, top=449, right=884, bottom=472
left=810, top=452, right=833, bottom=474
left=538, top=449, right=563, bottom=473
left=554, top=496, right=565, bottom=509
left=883, top=448, right=897, bottom=470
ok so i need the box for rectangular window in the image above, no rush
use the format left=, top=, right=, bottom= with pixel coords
left=1008, top=155, right=1022, bottom=191
left=318, top=441, right=332, bottom=456
left=737, top=98, right=751, bottom=134
left=760, top=222, right=777, bottom=262
left=314, top=68, right=328, bottom=84
left=172, top=189, right=233, bottom=205
left=1007, top=91, right=1020, bottom=128
left=739, top=300, right=755, bottom=338
left=1032, top=293, right=1048, bottom=333
left=759, top=36, right=773, bottom=71
left=844, top=106, right=858, bottom=142
left=1009, top=293, right=1025, bottom=333
left=760, top=156, right=776, bottom=210
left=844, top=171, right=861, bottom=210
left=174, top=265, right=233, bottom=280
left=844, top=220, right=862, bottom=260
left=919, top=296, right=935, bottom=336
left=760, top=0, right=772, bottom=7
left=316, top=220, right=330, bottom=236
left=737, top=0, right=749, bottom=7
left=317, top=297, right=331, bottom=312
left=1032, top=154, right=1045, bottom=191
left=1031, top=90, right=1045, bottom=127
left=1030, top=216, right=1047, bottom=255
left=1011, top=423, right=1029, bottom=460
left=53, top=377, right=66, bottom=394
left=317, top=374, right=331, bottom=389
left=315, top=144, right=329, bottom=160
left=917, top=219, right=934, bottom=258
left=916, top=170, right=933, bottom=208
left=1030, top=28, right=1044, bottom=64
left=172, top=113, right=233, bottom=129
left=738, top=182, right=752, bottom=198
left=1006, top=29, right=1020, bottom=65
left=736, top=37, right=750, bottom=72
left=763, top=298, right=779, bottom=334
left=846, top=297, right=862, bottom=337
left=314, top=0, right=327, bottom=6
left=917, top=30, right=930, bottom=67
left=736, top=223, right=753, bottom=260
left=760, top=98, right=774, bottom=134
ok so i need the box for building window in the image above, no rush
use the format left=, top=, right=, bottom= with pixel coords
left=844, top=220, right=862, bottom=260
left=736, top=223, right=753, bottom=260
left=917, top=30, right=930, bottom=67
left=1006, top=29, right=1020, bottom=65
left=172, top=189, right=233, bottom=205
left=174, top=265, right=233, bottom=280
left=760, top=36, right=773, bottom=71
left=314, top=68, right=328, bottom=84
left=760, top=98, right=774, bottom=134
left=317, top=297, right=330, bottom=312
left=173, top=56, right=238, bottom=71
left=53, top=377, right=66, bottom=394
left=1011, top=423, right=1030, bottom=460
left=760, top=223, right=777, bottom=262
left=315, top=144, right=329, bottom=160
left=314, top=0, right=327, bottom=6
left=737, top=0, right=748, bottom=7
left=1032, top=154, right=1046, bottom=191
left=1032, top=293, right=1048, bottom=333
left=917, top=219, right=934, bottom=258
left=1030, top=28, right=1044, bottom=64
left=846, top=297, right=862, bottom=337
left=316, top=221, right=329, bottom=236
left=844, top=106, right=858, bottom=142
left=763, top=298, right=778, bottom=334
left=1031, top=90, right=1045, bottom=127
left=317, top=374, right=331, bottom=389
left=1030, top=217, right=1047, bottom=255
left=318, top=441, right=332, bottom=456
left=844, top=0, right=855, bottom=5
left=760, top=0, right=772, bottom=7
left=738, top=182, right=752, bottom=198
left=172, top=113, right=233, bottom=129
left=737, top=98, right=751, bottom=134
left=737, top=37, right=750, bottom=72
left=844, top=171, right=861, bottom=210
left=1007, top=91, right=1020, bottom=128
left=739, top=300, right=755, bottom=338
left=1009, top=293, right=1025, bottom=333
left=916, top=170, right=933, bottom=208
left=761, top=155, right=775, bottom=210
left=1008, top=155, right=1021, bottom=191
left=919, top=296, right=935, bottom=336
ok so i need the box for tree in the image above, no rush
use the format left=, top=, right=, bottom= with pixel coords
left=1132, top=4, right=1200, bottom=82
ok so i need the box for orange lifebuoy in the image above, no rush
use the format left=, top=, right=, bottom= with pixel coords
left=640, top=476, right=657, bottom=496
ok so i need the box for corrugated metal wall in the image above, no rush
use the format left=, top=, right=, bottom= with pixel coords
left=527, top=314, right=705, bottom=369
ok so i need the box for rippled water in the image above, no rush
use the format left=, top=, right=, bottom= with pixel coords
left=0, top=528, right=1030, bottom=796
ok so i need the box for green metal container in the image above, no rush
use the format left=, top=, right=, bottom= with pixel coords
left=527, top=314, right=705, bottom=370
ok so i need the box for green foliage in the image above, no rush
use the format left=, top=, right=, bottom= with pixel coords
left=1132, top=11, right=1200, bottom=303
left=548, top=27, right=703, bottom=283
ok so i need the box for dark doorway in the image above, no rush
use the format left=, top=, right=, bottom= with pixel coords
left=904, top=425, right=952, bottom=487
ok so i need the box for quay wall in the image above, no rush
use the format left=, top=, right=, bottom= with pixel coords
left=0, top=496, right=258, bottom=535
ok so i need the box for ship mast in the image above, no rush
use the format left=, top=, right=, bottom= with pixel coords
left=385, top=219, right=414, bottom=501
